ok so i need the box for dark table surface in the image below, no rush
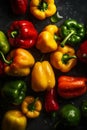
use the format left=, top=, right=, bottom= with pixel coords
left=0, top=0, right=87, bottom=130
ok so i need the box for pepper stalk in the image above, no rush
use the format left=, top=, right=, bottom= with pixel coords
left=28, top=97, right=39, bottom=111
left=60, top=30, right=75, bottom=47
left=11, top=30, right=18, bottom=38
left=0, top=51, right=12, bottom=65
left=38, top=1, right=48, bottom=11
left=62, top=54, right=77, bottom=64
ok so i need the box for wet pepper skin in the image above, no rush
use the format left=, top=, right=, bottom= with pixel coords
left=36, top=24, right=60, bottom=53
left=30, top=0, right=57, bottom=20
left=10, top=0, right=28, bottom=15
left=2, top=110, right=27, bottom=130
left=2, top=80, right=27, bottom=105
left=31, top=61, right=56, bottom=92
left=4, top=48, right=35, bottom=76
left=50, top=45, right=77, bottom=72
left=58, top=76, right=87, bottom=99
left=7, top=20, right=38, bottom=49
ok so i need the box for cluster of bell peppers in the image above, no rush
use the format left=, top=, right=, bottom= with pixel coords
left=9, top=0, right=57, bottom=20
left=1, top=16, right=87, bottom=130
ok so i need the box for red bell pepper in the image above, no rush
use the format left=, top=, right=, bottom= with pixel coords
left=77, top=40, right=87, bottom=64
left=10, top=0, right=28, bottom=15
left=58, top=76, right=87, bottom=99
left=44, top=88, right=59, bottom=112
left=7, top=20, right=38, bottom=49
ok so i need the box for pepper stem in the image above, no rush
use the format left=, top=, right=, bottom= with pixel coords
left=38, top=1, right=48, bottom=11
left=62, top=54, right=77, bottom=64
left=54, top=34, right=61, bottom=41
left=0, top=51, right=12, bottom=64
left=60, top=30, right=75, bottom=47
left=11, top=30, right=18, bottom=38
left=28, top=97, right=39, bottom=111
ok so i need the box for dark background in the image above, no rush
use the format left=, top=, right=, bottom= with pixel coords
left=0, top=0, right=87, bottom=130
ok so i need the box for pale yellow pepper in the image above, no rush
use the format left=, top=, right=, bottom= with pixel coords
left=30, top=0, right=57, bottom=20
left=31, top=61, right=56, bottom=92
left=36, top=24, right=60, bottom=53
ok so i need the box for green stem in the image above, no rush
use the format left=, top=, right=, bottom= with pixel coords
left=54, top=34, right=61, bottom=41
left=62, top=54, right=77, bottom=64
left=28, top=97, right=39, bottom=111
left=60, top=30, right=75, bottom=47
left=38, top=1, right=48, bottom=11
left=11, top=30, right=18, bottom=38
left=0, top=51, right=12, bottom=64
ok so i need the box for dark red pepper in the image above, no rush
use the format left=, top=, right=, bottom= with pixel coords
left=7, top=20, right=38, bottom=49
left=0, top=60, right=5, bottom=76
left=44, top=88, right=59, bottom=112
left=77, top=40, right=87, bottom=64
left=10, top=0, right=28, bottom=15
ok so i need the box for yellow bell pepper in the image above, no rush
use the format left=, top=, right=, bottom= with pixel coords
left=4, top=48, right=35, bottom=76
left=30, top=0, right=57, bottom=20
left=31, top=61, right=56, bottom=92
left=2, top=110, right=27, bottom=130
left=36, top=24, right=60, bottom=53
left=21, top=96, right=42, bottom=118
left=50, top=45, right=77, bottom=72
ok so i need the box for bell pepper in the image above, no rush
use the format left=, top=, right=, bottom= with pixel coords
left=30, top=0, right=57, bottom=20
left=10, top=0, right=28, bottom=15
left=2, top=80, right=27, bottom=105
left=58, top=104, right=81, bottom=127
left=36, top=24, right=60, bottom=53
left=44, top=87, right=59, bottom=112
left=76, top=40, right=87, bottom=64
left=0, top=31, right=10, bottom=54
left=21, top=96, right=42, bottom=118
left=50, top=45, right=77, bottom=72
left=31, top=61, right=56, bottom=92
left=60, top=19, right=86, bottom=47
left=7, top=20, right=38, bottom=49
left=57, top=76, right=87, bottom=99
left=0, top=48, right=35, bottom=76
left=2, top=110, right=27, bottom=130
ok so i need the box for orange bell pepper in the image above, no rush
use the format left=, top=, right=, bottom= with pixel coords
left=2, top=48, right=35, bottom=76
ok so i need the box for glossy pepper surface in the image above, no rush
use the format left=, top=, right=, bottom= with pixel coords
left=59, top=104, right=81, bottom=126
left=50, top=45, right=77, bottom=72
left=60, top=19, right=86, bottom=47
left=2, top=110, right=27, bottom=130
left=45, top=88, right=59, bottom=112
left=2, top=80, right=27, bottom=105
left=36, top=24, right=60, bottom=53
left=3, top=48, right=35, bottom=76
left=31, top=61, right=56, bottom=92
left=7, top=20, right=38, bottom=49
left=76, top=40, right=87, bottom=64
left=30, top=0, right=57, bottom=20
left=0, top=31, right=10, bottom=54
left=22, top=96, right=42, bottom=118
left=10, top=0, right=28, bottom=15
left=57, top=76, right=87, bottom=99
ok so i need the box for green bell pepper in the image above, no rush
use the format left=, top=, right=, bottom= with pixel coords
left=0, top=31, right=10, bottom=54
left=59, top=104, right=81, bottom=126
left=60, top=19, right=86, bottom=47
left=2, top=80, right=27, bottom=105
